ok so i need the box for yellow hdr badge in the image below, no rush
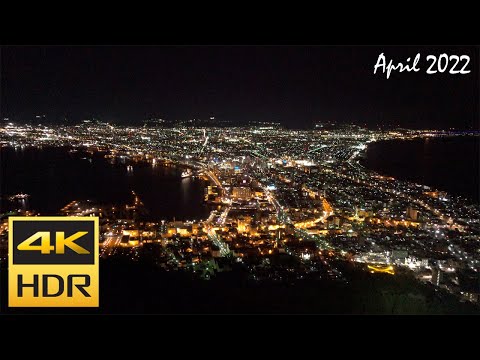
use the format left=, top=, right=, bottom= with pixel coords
left=8, top=217, right=99, bottom=307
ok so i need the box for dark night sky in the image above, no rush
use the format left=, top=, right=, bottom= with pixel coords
left=1, top=45, right=478, bottom=129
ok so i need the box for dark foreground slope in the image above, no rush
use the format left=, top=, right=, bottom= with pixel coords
left=2, top=260, right=478, bottom=314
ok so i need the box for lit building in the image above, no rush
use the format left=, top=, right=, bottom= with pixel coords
left=232, top=187, right=252, bottom=200
left=463, top=292, right=479, bottom=304
left=159, top=220, right=167, bottom=235
left=205, top=185, right=221, bottom=202
left=237, top=216, right=253, bottom=234
left=207, top=185, right=220, bottom=196
left=326, top=215, right=341, bottom=229
left=406, top=206, right=419, bottom=221
left=431, top=267, right=443, bottom=286
left=391, top=250, right=408, bottom=264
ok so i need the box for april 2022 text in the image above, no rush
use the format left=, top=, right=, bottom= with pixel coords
left=374, top=53, right=471, bottom=79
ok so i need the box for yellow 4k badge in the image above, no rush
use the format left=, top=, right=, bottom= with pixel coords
left=9, top=217, right=99, bottom=307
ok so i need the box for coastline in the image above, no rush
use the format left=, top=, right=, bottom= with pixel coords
left=0, top=146, right=212, bottom=221
left=356, top=135, right=480, bottom=204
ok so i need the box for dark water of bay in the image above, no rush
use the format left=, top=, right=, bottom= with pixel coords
left=0, top=147, right=210, bottom=220
left=362, top=136, right=480, bottom=203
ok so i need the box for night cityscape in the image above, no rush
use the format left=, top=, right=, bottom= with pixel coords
left=0, top=45, right=479, bottom=314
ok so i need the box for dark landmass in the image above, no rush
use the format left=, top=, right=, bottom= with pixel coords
left=1, top=260, right=477, bottom=315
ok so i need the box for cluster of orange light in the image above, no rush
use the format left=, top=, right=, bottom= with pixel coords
left=367, top=264, right=395, bottom=275
left=424, top=191, right=439, bottom=198
left=322, top=198, right=333, bottom=214
left=369, top=218, right=420, bottom=228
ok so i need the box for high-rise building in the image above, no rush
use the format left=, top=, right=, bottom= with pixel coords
left=159, top=220, right=167, bottom=235
left=431, top=267, right=443, bottom=286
